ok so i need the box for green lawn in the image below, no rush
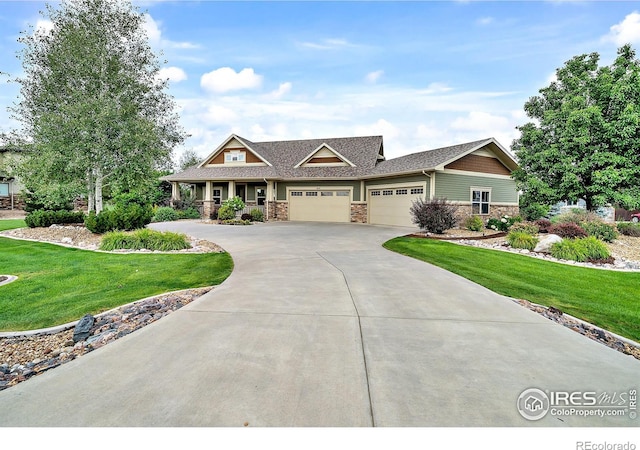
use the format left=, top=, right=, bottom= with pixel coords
left=384, top=237, right=640, bottom=343
left=0, top=219, right=26, bottom=231
left=0, top=222, right=233, bottom=331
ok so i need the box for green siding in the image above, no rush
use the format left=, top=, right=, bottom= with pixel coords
left=435, top=172, right=518, bottom=203
left=277, top=180, right=361, bottom=201
left=364, top=175, right=430, bottom=201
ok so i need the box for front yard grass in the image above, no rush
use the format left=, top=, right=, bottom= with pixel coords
left=0, top=219, right=26, bottom=231
left=0, top=235, right=233, bottom=331
left=384, top=237, right=640, bottom=343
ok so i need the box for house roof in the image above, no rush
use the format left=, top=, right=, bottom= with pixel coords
left=370, top=137, right=518, bottom=176
left=164, top=135, right=517, bottom=182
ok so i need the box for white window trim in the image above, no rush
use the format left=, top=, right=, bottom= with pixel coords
left=470, top=187, right=492, bottom=215
left=224, top=151, right=246, bottom=163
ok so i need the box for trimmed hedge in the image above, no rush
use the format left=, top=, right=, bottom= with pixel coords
left=153, top=207, right=179, bottom=222
left=85, top=203, right=153, bottom=234
left=25, top=210, right=86, bottom=228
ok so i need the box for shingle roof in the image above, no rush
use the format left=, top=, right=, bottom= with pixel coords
left=164, top=135, right=515, bottom=182
left=165, top=135, right=384, bottom=181
left=370, top=138, right=494, bottom=176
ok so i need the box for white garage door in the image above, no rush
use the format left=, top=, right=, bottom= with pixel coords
left=289, top=190, right=351, bottom=223
left=368, top=186, right=424, bottom=227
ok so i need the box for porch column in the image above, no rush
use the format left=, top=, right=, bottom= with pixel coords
left=228, top=180, right=235, bottom=199
left=205, top=181, right=212, bottom=201
left=171, top=182, right=181, bottom=206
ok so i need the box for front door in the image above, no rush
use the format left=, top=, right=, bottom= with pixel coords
left=235, top=184, right=246, bottom=202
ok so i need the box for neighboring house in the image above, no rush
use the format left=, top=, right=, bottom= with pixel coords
left=0, top=147, right=24, bottom=211
left=164, top=134, right=520, bottom=227
left=551, top=199, right=615, bottom=223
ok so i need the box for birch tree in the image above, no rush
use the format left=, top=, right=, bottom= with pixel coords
left=7, top=0, right=186, bottom=212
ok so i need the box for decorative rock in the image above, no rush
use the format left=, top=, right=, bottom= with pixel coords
left=534, top=234, right=563, bottom=253
left=61, top=237, right=73, bottom=244
left=73, top=314, right=95, bottom=343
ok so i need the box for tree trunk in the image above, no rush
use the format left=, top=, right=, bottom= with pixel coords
left=86, top=169, right=95, bottom=213
left=95, top=167, right=103, bottom=213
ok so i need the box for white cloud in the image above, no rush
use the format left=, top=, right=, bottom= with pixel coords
left=299, top=38, right=357, bottom=50
left=354, top=119, right=400, bottom=139
left=451, top=111, right=510, bottom=131
left=142, top=13, right=200, bottom=50
left=204, top=104, right=239, bottom=124
left=35, top=19, right=53, bottom=36
left=157, top=66, right=187, bottom=83
left=423, top=82, right=454, bottom=94
left=268, top=82, right=292, bottom=99
left=365, top=70, right=384, bottom=84
left=476, top=17, right=494, bottom=26
left=201, top=67, right=263, bottom=94
left=603, top=11, right=640, bottom=46
left=142, top=14, right=162, bottom=46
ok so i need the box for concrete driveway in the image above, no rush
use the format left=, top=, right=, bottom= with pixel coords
left=0, top=221, right=638, bottom=426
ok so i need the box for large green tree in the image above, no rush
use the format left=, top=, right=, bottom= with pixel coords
left=6, top=0, right=186, bottom=212
left=512, top=45, right=640, bottom=211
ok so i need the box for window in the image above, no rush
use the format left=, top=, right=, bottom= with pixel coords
left=395, top=189, right=408, bottom=195
left=320, top=191, right=333, bottom=196
left=383, top=190, right=393, bottom=196
left=256, top=187, right=266, bottom=206
left=472, top=189, right=490, bottom=215
left=410, top=188, right=424, bottom=195
left=224, top=152, right=245, bottom=163
left=336, top=191, right=349, bottom=197
left=212, top=188, right=222, bottom=205
left=371, top=190, right=381, bottom=196
left=291, top=191, right=303, bottom=197
left=306, top=191, right=318, bottom=197
left=0, top=183, right=8, bottom=197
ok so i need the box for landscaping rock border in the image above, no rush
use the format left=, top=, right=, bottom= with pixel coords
left=0, top=287, right=212, bottom=391
left=514, top=299, right=640, bottom=361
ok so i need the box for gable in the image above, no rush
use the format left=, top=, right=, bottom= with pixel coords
left=444, top=152, right=512, bottom=176
left=200, top=135, right=270, bottom=167
left=295, top=143, right=355, bottom=168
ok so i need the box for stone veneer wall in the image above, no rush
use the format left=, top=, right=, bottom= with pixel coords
left=0, top=195, right=25, bottom=210
left=350, top=203, right=367, bottom=223
left=202, top=201, right=215, bottom=219
left=454, top=204, right=520, bottom=223
left=273, top=201, right=288, bottom=221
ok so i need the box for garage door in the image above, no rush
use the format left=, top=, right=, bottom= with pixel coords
left=368, top=186, right=424, bottom=227
left=289, top=190, right=351, bottom=223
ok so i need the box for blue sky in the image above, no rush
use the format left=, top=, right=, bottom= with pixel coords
left=1, top=1, right=640, bottom=161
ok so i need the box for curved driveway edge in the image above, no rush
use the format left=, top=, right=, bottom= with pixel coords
left=0, top=222, right=637, bottom=427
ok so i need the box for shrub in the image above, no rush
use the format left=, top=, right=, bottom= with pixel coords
left=617, top=222, right=640, bottom=237
left=486, top=215, right=521, bottom=232
left=550, top=236, right=610, bottom=262
left=581, top=221, right=618, bottom=243
left=250, top=208, right=264, bottom=223
left=222, top=196, right=245, bottom=212
left=534, top=219, right=552, bottom=233
left=100, top=229, right=191, bottom=251
left=25, top=210, right=85, bottom=228
left=85, top=203, right=153, bottom=234
left=506, top=230, right=539, bottom=251
left=509, top=221, right=539, bottom=236
left=551, top=209, right=600, bottom=225
left=463, top=215, right=484, bottom=232
left=217, top=204, right=236, bottom=220
left=409, top=197, right=458, bottom=234
left=548, top=222, right=588, bottom=239
left=241, top=213, right=252, bottom=221
left=153, top=206, right=179, bottom=222
left=520, top=202, right=549, bottom=221
left=176, top=207, right=201, bottom=219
